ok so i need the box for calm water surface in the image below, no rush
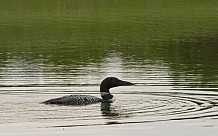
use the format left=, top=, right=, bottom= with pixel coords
left=0, top=0, right=218, bottom=136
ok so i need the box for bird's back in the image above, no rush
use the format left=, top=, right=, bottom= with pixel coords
left=43, top=95, right=102, bottom=106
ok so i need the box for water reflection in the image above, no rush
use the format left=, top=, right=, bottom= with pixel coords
left=101, top=102, right=120, bottom=117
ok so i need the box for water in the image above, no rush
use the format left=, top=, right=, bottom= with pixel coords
left=0, top=0, right=218, bottom=135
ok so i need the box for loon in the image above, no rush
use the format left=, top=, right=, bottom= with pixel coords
left=43, top=77, right=134, bottom=106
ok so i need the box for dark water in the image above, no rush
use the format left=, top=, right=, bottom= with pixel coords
left=0, top=0, right=218, bottom=135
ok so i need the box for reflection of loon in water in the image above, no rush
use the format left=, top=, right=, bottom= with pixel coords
left=101, top=102, right=120, bottom=117
left=43, top=77, right=134, bottom=106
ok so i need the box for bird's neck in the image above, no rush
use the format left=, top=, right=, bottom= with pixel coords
left=100, top=88, right=113, bottom=101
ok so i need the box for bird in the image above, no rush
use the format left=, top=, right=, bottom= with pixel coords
left=42, top=77, right=134, bottom=106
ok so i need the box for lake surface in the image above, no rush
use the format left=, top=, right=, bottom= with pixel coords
left=0, top=0, right=218, bottom=135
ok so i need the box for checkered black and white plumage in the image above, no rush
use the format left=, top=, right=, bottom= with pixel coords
left=43, top=77, right=134, bottom=106
left=43, top=95, right=102, bottom=106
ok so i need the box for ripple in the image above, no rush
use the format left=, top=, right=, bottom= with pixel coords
left=0, top=89, right=217, bottom=128
left=99, top=92, right=218, bottom=124
left=39, top=91, right=218, bottom=128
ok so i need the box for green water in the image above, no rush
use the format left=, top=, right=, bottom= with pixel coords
left=0, top=0, right=218, bottom=136
left=1, top=0, right=218, bottom=87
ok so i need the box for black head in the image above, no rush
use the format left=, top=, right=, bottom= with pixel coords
left=100, top=77, right=134, bottom=92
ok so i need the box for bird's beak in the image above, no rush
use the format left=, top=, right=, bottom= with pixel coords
left=118, top=79, right=134, bottom=86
